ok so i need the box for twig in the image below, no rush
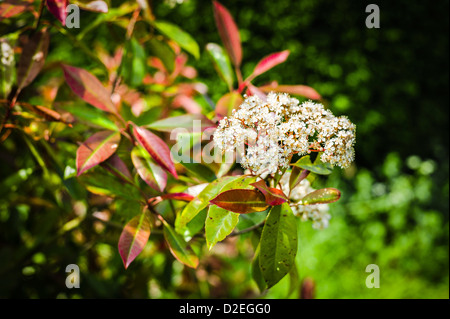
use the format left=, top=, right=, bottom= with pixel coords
left=229, top=220, right=265, bottom=237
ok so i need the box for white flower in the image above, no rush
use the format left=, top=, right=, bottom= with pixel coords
left=213, top=92, right=356, bottom=175
left=0, top=41, right=14, bottom=66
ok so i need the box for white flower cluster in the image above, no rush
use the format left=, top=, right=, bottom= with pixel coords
left=0, top=41, right=14, bottom=66
left=213, top=92, right=356, bottom=175
left=164, top=0, right=186, bottom=7
left=280, top=172, right=331, bottom=230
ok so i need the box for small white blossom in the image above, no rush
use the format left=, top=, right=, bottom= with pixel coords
left=213, top=92, right=356, bottom=175
left=0, top=41, right=14, bottom=66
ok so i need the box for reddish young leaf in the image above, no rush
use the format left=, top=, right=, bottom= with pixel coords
left=212, top=1, right=242, bottom=67
left=300, top=188, right=341, bottom=205
left=161, top=193, right=195, bottom=202
left=62, top=64, right=117, bottom=114
left=16, top=28, right=50, bottom=91
left=210, top=189, right=268, bottom=214
left=76, top=130, right=121, bottom=176
left=131, top=146, right=167, bottom=192
left=215, top=91, right=243, bottom=118
left=0, top=0, right=33, bottom=20
left=133, top=125, right=178, bottom=178
left=259, top=81, right=321, bottom=100
left=118, top=211, right=151, bottom=269
left=103, top=154, right=134, bottom=184
left=250, top=180, right=288, bottom=206
left=250, top=50, right=290, bottom=80
left=46, top=0, right=68, bottom=26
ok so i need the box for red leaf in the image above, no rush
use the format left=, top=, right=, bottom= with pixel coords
left=132, top=125, right=178, bottom=178
left=131, top=146, right=167, bottom=192
left=16, top=28, right=50, bottom=91
left=62, top=64, right=117, bottom=114
left=250, top=50, right=290, bottom=80
left=118, top=212, right=151, bottom=269
left=0, top=0, right=33, bottom=20
left=251, top=180, right=288, bottom=206
left=103, top=154, right=133, bottom=184
left=161, top=193, right=194, bottom=202
left=213, top=1, right=242, bottom=67
left=259, top=81, right=321, bottom=100
left=76, top=130, right=121, bottom=176
left=210, top=189, right=268, bottom=214
left=46, top=0, right=68, bottom=26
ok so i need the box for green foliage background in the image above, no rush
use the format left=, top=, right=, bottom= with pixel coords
left=0, top=0, right=448, bottom=298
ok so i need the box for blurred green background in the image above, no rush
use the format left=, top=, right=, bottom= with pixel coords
left=0, top=0, right=448, bottom=298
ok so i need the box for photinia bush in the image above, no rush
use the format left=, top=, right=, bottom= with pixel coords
left=0, top=0, right=355, bottom=292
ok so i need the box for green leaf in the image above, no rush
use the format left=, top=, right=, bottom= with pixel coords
left=205, top=205, right=239, bottom=250
left=292, top=155, right=333, bottom=175
left=153, top=21, right=200, bottom=59
left=206, top=43, right=234, bottom=90
left=174, top=175, right=238, bottom=236
left=60, top=103, right=119, bottom=130
left=146, top=114, right=215, bottom=133
left=252, top=244, right=267, bottom=293
left=289, top=167, right=310, bottom=191
left=147, top=38, right=175, bottom=73
left=162, top=219, right=199, bottom=268
left=300, top=187, right=341, bottom=205
left=121, top=37, right=147, bottom=87
left=259, top=203, right=298, bottom=288
left=179, top=162, right=217, bottom=183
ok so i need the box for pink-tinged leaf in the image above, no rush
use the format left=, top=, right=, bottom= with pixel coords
left=289, top=167, right=310, bottom=191
left=76, top=130, right=121, bottom=176
left=46, top=0, right=68, bottom=26
left=250, top=180, right=288, bottom=206
left=78, top=0, right=108, bottom=13
left=0, top=0, right=33, bottom=20
left=131, top=146, right=167, bottom=192
left=215, top=91, right=243, bottom=118
left=16, top=28, right=50, bottom=91
left=133, top=125, right=178, bottom=178
left=259, top=81, right=321, bottom=100
left=250, top=50, right=290, bottom=80
left=300, top=188, right=341, bottom=205
left=172, top=94, right=202, bottom=114
left=213, top=1, right=242, bottom=67
left=118, top=211, right=151, bottom=269
left=210, top=189, right=269, bottom=214
left=162, top=219, right=199, bottom=268
left=161, top=193, right=195, bottom=202
left=247, top=84, right=267, bottom=101
left=62, top=64, right=117, bottom=114
left=103, top=154, right=134, bottom=184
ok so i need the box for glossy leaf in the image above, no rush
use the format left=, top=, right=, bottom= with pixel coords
left=153, top=21, right=200, bottom=59
left=215, top=91, right=243, bottom=118
left=62, top=64, right=117, bottom=114
left=205, top=205, right=239, bottom=250
left=46, top=0, right=68, bottom=26
left=162, top=219, right=199, bottom=268
left=212, top=1, right=242, bottom=67
left=76, top=130, right=121, bottom=176
left=210, top=189, right=268, bottom=214
left=146, top=114, right=215, bottom=133
left=160, top=192, right=194, bottom=202
left=61, top=103, right=119, bottom=130
left=289, top=167, right=310, bottom=191
left=250, top=50, right=290, bottom=80
left=259, top=203, right=298, bottom=288
left=175, top=175, right=239, bottom=235
left=252, top=244, right=267, bottom=292
left=259, top=82, right=321, bottom=100
left=131, top=146, right=167, bottom=192
left=292, top=155, right=333, bottom=175
left=300, top=188, right=341, bottom=205
left=133, top=125, right=178, bottom=178
left=206, top=43, right=234, bottom=90
left=16, top=28, right=50, bottom=91
left=118, top=211, right=151, bottom=269
left=250, top=180, right=288, bottom=206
